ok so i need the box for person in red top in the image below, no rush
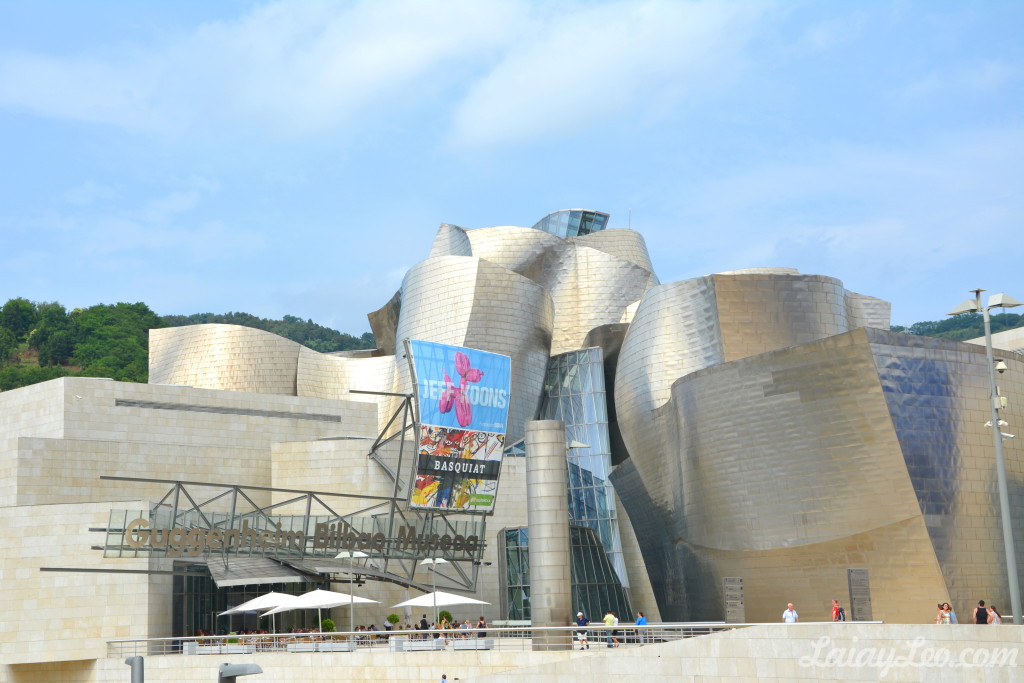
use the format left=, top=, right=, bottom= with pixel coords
left=831, top=599, right=846, bottom=621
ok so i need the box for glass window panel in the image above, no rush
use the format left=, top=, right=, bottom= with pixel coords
left=593, top=486, right=611, bottom=517
left=570, top=489, right=586, bottom=521
left=570, top=369, right=584, bottom=394
left=578, top=364, right=594, bottom=394
left=567, top=461, right=583, bottom=488
left=583, top=545, right=598, bottom=582
left=572, top=455, right=591, bottom=476
left=595, top=393, right=608, bottom=422
left=569, top=394, right=584, bottom=421
left=580, top=393, right=594, bottom=423
left=597, top=584, right=610, bottom=610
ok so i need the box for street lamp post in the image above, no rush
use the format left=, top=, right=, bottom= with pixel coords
left=420, top=557, right=449, bottom=625
left=336, top=550, right=368, bottom=634
left=949, top=288, right=1023, bottom=624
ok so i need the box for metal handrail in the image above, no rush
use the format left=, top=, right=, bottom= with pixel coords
left=107, top=621, right=884, bottom=657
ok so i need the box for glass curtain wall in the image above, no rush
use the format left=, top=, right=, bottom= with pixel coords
left=538, top=348, right=627, bottom=583
left=531, top=210, right=610, bottom=238
left=498, top=526, right=632, bottom=622
left=172, top=563, right=327, bottom=638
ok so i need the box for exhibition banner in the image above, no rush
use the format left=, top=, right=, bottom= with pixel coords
left=408, top=340, right=511, bottom=512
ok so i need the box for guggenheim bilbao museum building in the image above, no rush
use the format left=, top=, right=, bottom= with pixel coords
left=2, top=209, right=1023, bottom=671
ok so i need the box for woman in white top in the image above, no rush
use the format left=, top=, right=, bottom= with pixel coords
left=987, top=606, right=1003, bottom=624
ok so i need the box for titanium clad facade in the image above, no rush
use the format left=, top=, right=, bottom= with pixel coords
left=394, top=255, right=554, bottom=447
left=615, top=272, right=890, bottom=472
left=871, top=331, right=1024, bottom=609
left=149, top=324, right=302, bottom=395
left=139, top=207, right=1017, bottom=628
left=611, top=328, right=1024, bottom=624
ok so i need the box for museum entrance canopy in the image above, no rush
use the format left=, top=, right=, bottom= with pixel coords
left=97, top=477, right=488, bottom=592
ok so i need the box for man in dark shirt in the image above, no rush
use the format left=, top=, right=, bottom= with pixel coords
left=974, top=600, right=988, bottom=625
left=574, top=612, right=590, bottom=650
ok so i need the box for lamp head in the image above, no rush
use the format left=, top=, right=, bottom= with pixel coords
left=948, top=299, right=980, bottom=316
left=987, top=293, right=1023, bottom=309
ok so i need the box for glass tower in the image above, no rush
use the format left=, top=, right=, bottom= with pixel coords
left=498, top=525, right=632, bottom=622
left=538, top=348, right=627, bottom=584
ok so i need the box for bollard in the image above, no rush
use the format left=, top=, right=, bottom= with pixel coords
left=124, top=656, right=143, bottom=683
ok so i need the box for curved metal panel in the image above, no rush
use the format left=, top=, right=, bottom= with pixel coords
left=465, top=225, right=566, bottom=285
left=572, top=228, right=659, bottom=281
left=367, top=289, right=401, bottom=357
left=395, top=255, right=554, bottom=446
left=613, top=328, right=1024, bottom=623
left=149, top=324, right=301, bottom=395
left=296, top=347, right=397, bottom=428
left=428, top=222, right=473, bottom=259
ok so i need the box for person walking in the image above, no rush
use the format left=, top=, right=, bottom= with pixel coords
left=782, top=603, right=799, bottom=623
left=988, top=605, right=1003, bottom=624
left=831, top=600, right=846, bottom=622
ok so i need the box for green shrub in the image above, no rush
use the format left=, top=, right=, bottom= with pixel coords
left=321, top=618, right=335, bottom=632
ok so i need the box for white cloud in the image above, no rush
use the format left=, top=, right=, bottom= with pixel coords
left=896, top=59, right=1022, bottom=104
left=658, top=125, right=1024, bottom=288
left=62, top=181, right=119, bottom=207
left=0, top=1, right=527, bottom=139
left=0, top=1, right=767, bottom=147
left=797, top=11, right=868, bottom=52
left=448, top=0, right=766, bottom=148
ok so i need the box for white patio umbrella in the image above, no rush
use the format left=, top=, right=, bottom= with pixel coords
left=219, top=591, right=297, bottom=616
left=392, top=590, right=489, bottom=627
left=264, top=589, right=379, bottom=633
left=218, top=591, right=298, bottom=633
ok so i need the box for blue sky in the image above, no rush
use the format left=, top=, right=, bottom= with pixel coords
left=1, top=0, right=1021, bottom=334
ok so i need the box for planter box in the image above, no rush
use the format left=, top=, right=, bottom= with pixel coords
left=400, top=638, right=446, bottom=651
left=452, top=639, right=493, bottom=650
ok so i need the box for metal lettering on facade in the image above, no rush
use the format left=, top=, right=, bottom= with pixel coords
left=110, top=512, right=481, bottom=561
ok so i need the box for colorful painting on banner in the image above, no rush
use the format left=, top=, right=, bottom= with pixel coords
left=408, top=340, right=511, bottom=512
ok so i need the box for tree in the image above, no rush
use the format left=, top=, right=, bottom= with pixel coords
left=0, top=328, right=17, bottom=364
left=30, top=302, right=74, bottom=366
left=1, top=298, right=38, bottom=342
left=70, top=302, right=166, bottom=382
